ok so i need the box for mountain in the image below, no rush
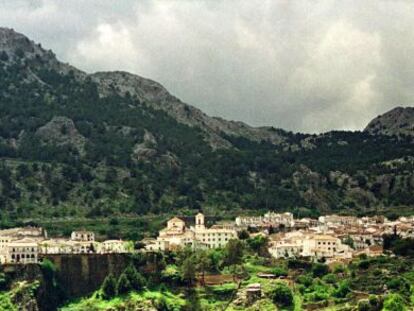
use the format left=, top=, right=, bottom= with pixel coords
left=0, top=27, right=413, bottom=237
left=0, top=27, right=290, bottom=150
left=364, top=106, right=414, bottom=137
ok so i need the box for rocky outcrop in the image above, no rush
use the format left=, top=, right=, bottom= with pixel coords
left=91, top=71, right=288, bottom=149
left=132, top=130, right=158, bottom=161
left=35, top=116, right=87, bottom=154
left=364, top=106, right=414, bottom=137
left=0, top=27, right=86, bottom=81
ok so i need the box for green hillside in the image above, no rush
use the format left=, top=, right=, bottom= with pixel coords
left=0, top=28, right=413, bottom=238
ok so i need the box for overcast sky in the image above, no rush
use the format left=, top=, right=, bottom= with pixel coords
left=1, top=0, right=413, bottom=133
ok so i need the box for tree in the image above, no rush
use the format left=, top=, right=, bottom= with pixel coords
left=247, top=235, right=268, bottom=256
left=124, top=265, right=146, bottom=291
left=116, top=273, right=132, bottom=295
left=0, top=51, right=8, bottom=62
left=312, top=263, right=329, bottom=278
left=343, top=235, right=355, bottom=249
left=194, top=250, right=211, bottom=286
left=180, top=257, right=196, bottom=286
left=101, top=274, right=117, bottom=299
left=223, top=239, right=244, bottom=267
left=270, top=282, right=294, bottom=307
left=382, top=293, right=406, bottom=311
left=333, top=280, right=350, bottom=298
left=238, top=230, right=249, bottom=240
left=229, top=264, right=247, bottom=282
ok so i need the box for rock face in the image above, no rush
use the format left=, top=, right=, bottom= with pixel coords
left=35, top=116, right=87, bottom=154
left=91, top=71, right=288, bottom=149
left=132, top=130, right=158, bottom=161
left=364, top=107, right=414, bottom=137
left=0, top=27, right=290, bottom=150
left=0, top=27, right=85, bottom=80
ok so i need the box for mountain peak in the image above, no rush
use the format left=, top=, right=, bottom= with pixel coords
left=0, top=27, right=51, bottom=61
left=364, top=106, right=414, bottom=136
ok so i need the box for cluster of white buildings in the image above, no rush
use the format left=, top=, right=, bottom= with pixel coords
left=145, top=212, right=414, bottom=261
left=266, top=213, right=414, bottom=262
left=235, top=212, right=295, bottom=228
left=145, top=213, right=238, bottom=251
left=268, top=231, right=353, bottom=261
left=3, top=212, right=413, bottom=265
left=0, top=227, right=130, bottom=264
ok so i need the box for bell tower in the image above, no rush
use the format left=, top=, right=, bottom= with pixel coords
left=195, top=212, right=205, bottom=230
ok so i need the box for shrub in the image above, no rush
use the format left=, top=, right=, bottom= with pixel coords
left=312, top=263, right=329, bottom=278
left=382, top=293, right=406, bottom=311
left=333, top=264, right=345, bottom=274
left=322, top=273, right=337, bottom=284
left=270, top=282, right=294, bottom=307
left=358, top=260, right=370, bottom=270
left=153, top=296, right=169, bottom=311
left=40, top=259, right=56, bottom=281
left=287, top=258, right=312, bottom=270
left=296, top=274, right=313, bottom=287
left=333, top=281, right=350, bottom=298
left=357, top=299, right=371, bottom=311
left=272, top=266, right=288, bottom=277
left=101, top=274, right=117, bottom=299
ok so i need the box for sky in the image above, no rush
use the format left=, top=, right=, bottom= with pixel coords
left=1, top=0, right=414, bottom=133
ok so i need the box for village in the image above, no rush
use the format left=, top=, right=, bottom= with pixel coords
left=143, top=212, right=414, bottom=262
left=1, top=212, right=413, bottom=265
left=0, top=227, right=131, bottom=264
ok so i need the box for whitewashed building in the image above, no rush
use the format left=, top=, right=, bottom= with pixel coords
left=147, top=213, right=238, bottom=251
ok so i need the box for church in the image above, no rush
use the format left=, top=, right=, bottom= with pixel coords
left=147, top=213, right=238, bottom=251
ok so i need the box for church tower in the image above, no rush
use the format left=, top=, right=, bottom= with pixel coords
left=195, top=212, right=205, bottom=230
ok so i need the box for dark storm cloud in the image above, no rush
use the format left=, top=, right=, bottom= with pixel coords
left=1, top=0, right=413, bottom=133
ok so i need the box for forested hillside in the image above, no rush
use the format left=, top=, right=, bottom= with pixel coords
left=0, top=27, right=414, bottom=237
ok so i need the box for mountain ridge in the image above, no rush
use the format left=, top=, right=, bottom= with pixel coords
left=0, top=26, right=413, bottom=234
left=0, top=27, right=292, bottom=150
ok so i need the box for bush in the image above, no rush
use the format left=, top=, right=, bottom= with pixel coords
left=287, top=258, right=312, bottom=270
left=270, top=282, right=294, bottom=307
left=272, top=266, right=288, bottom=277
left=358, top=260, right=370, bottom=270
left=333, top=281, right=350, bottom=298
left=101, top=274, right=117, bottom=299
left=116, top=273, right=132, bottom=295
left=40, top=259, right=56, bottom=281
left=357, top=299, right=371, bottom=311
left=382, top=293, right=406, bottom=311
left=312, top=263, right=329, bottom=278
left=322, top=273, right=337, bottom=284
left=296, top=274, right=313, bottom=287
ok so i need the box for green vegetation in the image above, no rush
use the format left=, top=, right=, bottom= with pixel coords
left=47, top=241, right=414, bottom=310
left=101, top=274, right=117, bottom=300
left=0, top=44, right=414, bottom=239
left=270, top=282, right=294, bottom=307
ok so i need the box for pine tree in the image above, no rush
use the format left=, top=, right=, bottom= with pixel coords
left=180, top=257, right=196, bottom=286
left=124, top=264, right=146, bottom=291
left=101, top=274, right=117, bottom=299
left=116, top=273, right=132, bottom=295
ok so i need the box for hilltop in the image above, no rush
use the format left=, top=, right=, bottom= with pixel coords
left=364, top=106, right=414, bottom=137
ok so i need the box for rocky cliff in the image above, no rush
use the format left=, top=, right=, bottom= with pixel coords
left=364, top=106, right=414, bottom=137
